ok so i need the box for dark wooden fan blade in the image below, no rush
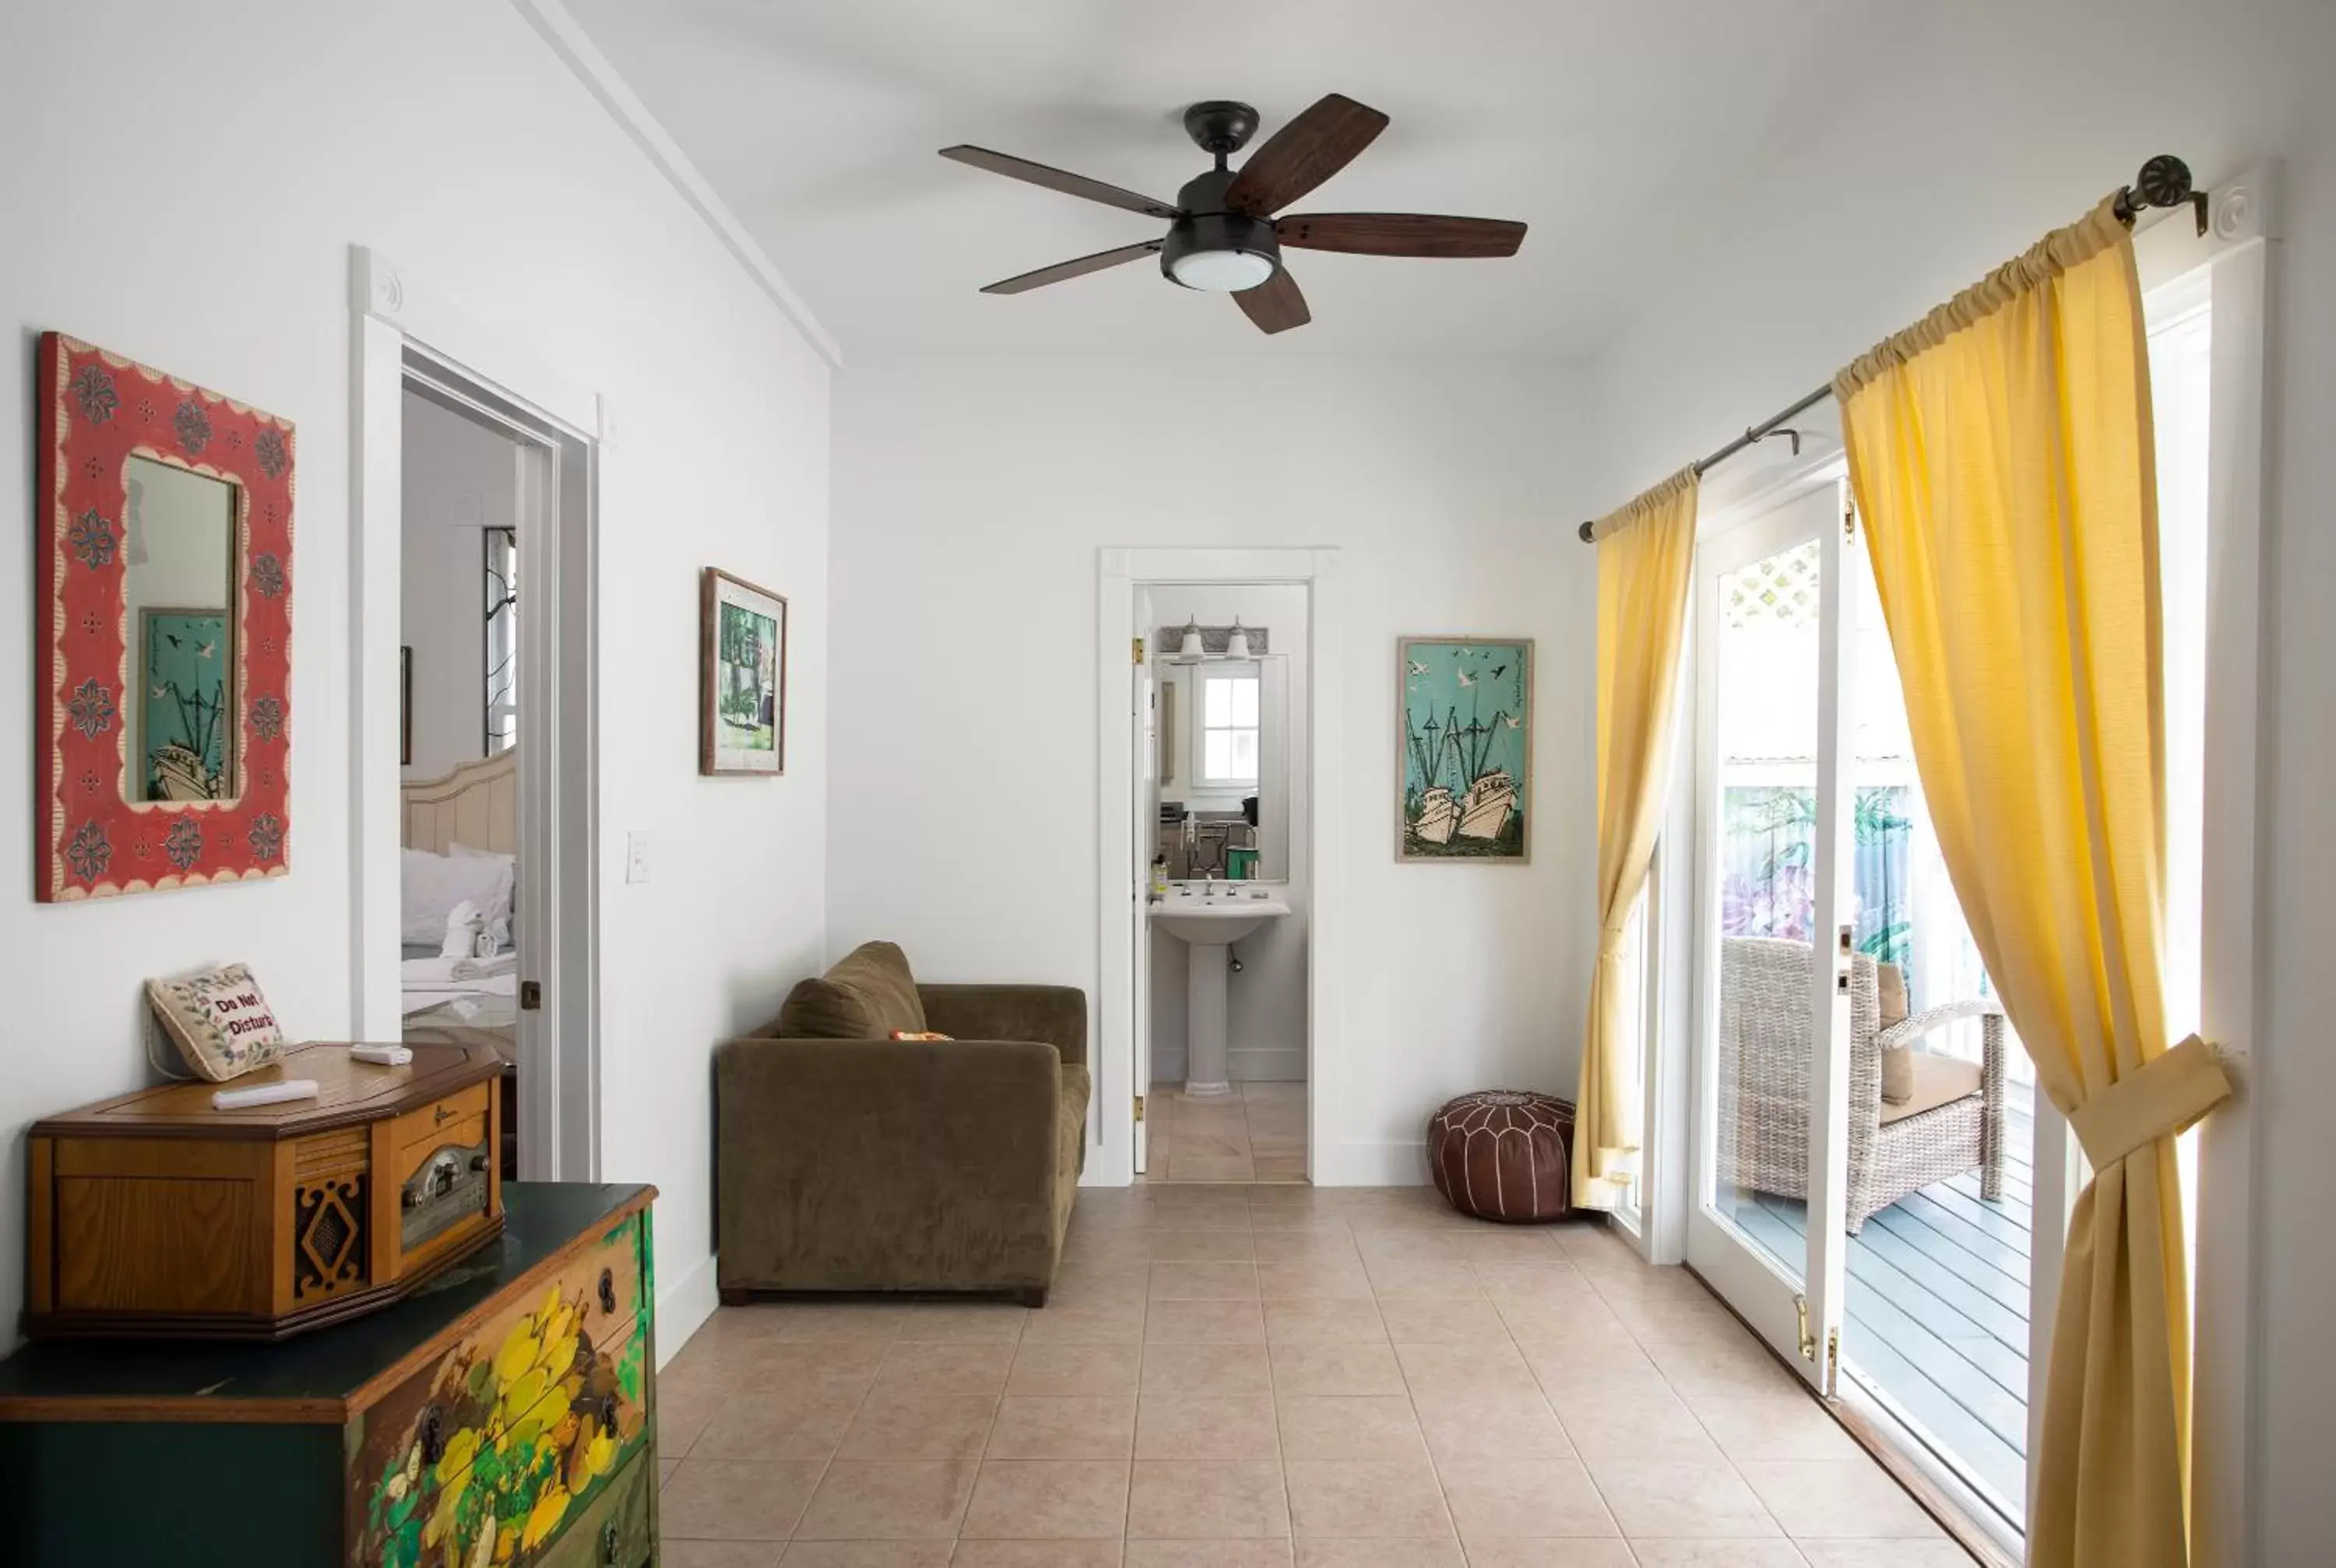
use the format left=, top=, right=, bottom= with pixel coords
left=1275, top=213, right=1528, bottom=258
left=980, top=241, right=1163, bottom=295
left=939, top=146, right=1180, bottom=220
left=1233, top=266, right=1310, bottom=334
left=1223, top=94, right=1389, bottom=216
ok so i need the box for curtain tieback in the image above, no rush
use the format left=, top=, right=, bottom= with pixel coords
left=2067, top=1034, right=2232, bottom=1169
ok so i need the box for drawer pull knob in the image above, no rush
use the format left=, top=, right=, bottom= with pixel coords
left=420, top=1405, right=446, bottom=1467
left=601, top=1521, right=621, bottom=1563
left=599, top=1267, right=617, bottom=1315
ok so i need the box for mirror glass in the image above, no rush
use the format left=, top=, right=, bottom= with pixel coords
left=122, top=455, right=240, bottom=801
left=1156, top=654, right=1290, bottom=881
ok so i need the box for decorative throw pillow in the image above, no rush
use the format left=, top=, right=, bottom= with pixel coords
left=1877, top=962, right=1915, bottom=1104
left=777, top=940, right=929, bottom=1039
left=890, top=1031, right=953, bottom=1042
left=401, top=847, right=514, bottom=947
left=146, top=963, right=287, bottom=1082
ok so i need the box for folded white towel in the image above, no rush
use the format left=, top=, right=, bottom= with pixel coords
left=400, top=950, right=518, bottom=985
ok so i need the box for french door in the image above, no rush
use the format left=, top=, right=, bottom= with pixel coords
left=1685, top=478, right=1856, bottom=1394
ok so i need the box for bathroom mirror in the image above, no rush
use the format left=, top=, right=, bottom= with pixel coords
left=124, top=455, right=241, bottom=801
left=1156, top=653, right=1291, bottom=881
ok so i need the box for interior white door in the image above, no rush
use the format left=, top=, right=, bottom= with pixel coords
left=1684, top=479, right=1855, bottom=1394
left=1132, top=593, right=1157, bottom=1174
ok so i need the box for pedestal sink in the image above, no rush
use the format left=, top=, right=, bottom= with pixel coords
left=1153, top=888, right=1292, bottom=1099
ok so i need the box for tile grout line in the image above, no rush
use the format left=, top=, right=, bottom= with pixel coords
left=943, top=1308, right=1020, bottom=1562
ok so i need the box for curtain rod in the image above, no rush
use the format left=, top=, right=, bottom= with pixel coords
left=1577, top=154, right=2205, bottom=544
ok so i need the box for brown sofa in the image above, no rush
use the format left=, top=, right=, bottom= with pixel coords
left=715, top=942, right=1089, bottom=1306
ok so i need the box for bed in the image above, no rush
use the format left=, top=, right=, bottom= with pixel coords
left=399, top=747, right=520, bottom=1174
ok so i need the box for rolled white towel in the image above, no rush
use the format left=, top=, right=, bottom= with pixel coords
left=440, top=898, right=484, bottom=958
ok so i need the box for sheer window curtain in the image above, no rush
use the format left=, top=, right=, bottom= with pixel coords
left=1834, top=194, right=2230, bottom=1568
left=1574, top=466, right=1697, bottom=1212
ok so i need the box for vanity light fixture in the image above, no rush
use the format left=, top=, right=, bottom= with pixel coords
left=1177, top=619, right=1206, bottom=661
left=1224, top=618, right=1252, bottom=659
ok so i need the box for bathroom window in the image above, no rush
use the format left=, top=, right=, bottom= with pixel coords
left=1198, top=667, right=1260, bottom=786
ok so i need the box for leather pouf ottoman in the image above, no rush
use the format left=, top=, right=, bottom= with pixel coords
left=1427, top=1090, right=1575, bottom=1222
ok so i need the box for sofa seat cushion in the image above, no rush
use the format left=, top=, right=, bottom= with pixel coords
left=1060, top=1063, right=1092, bottom=1176
left=778, top=940, right=928, bottom=1039
left=1879, top=1051, right=1982, bottom=1125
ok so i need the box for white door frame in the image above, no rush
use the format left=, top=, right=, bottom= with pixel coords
left=1095, top=547, right=1344, bottom=1187
left=349, top=245, right=604, bottom=1181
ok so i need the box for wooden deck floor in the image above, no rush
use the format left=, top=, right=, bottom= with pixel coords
left=1717, top=1092, right=2037, bottom=1524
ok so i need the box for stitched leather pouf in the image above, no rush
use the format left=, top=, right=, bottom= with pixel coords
left=1427, top=1090, right=1574, bottom=1222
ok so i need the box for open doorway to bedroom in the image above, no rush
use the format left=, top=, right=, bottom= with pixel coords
left=396, top=386, right=528, bottom=1178
left=375, top=334, right=600, bottom=1185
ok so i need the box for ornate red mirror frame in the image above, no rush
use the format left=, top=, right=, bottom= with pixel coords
left=35, top=333, right=295, bottom=901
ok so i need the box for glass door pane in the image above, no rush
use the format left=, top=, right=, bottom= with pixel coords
left=1708, top=531, right=1823, bottom=1287
left=1828, top=539, right=2032, bottom=1528
left=1686, top=480, right=1849, bottom=1387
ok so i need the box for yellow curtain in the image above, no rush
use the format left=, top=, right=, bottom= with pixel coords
left=1574, top=466, right=1698, bottom=1211
left=1835, top=195, right=2230, bottom=1567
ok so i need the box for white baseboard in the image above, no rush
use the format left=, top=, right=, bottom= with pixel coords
left=1322, top=1139, right=1429, bottom=1187
left=1227, top=1047, right=1305, bottom=1081
left=657, top=1250, right=720, bottom=1369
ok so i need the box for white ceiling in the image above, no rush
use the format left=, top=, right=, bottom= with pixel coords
left=562, top=0, right=1869, bottom=357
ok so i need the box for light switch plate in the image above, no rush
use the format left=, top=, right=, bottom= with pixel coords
left=625, top=831, right=651, bottom=884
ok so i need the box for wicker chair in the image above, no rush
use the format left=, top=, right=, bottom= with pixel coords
left=1716, top=935, right=2007, bottom=1233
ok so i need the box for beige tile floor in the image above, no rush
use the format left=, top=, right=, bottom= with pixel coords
left=658, top=1186, right=1974, bottom=1566
left=1142, top=1081, right=1307, bottom=1183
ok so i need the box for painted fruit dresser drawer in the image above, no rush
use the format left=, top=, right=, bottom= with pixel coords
left=0, top=1183, right=658, bottom=1567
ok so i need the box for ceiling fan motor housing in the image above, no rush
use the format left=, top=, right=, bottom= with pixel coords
left=1161, top=167, right=1281, bottom=288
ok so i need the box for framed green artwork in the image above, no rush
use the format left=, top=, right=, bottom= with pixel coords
left=699, top=567, right=787, bottom=776
left=139, top=607, right=234, bottom=802
left=1398, top=636, right=1532, bottom=862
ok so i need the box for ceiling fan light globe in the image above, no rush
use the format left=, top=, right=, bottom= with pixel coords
left=1168, top=248, right=1276, bottom=292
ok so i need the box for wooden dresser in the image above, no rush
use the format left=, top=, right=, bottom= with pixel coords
left=0, top=1183, right=659, bottom=1566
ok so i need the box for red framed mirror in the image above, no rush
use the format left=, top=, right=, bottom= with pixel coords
left=35, top=333, right=295, bottom=901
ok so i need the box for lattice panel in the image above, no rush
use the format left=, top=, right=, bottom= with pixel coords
left=1722, top=539, right=1821, bottom=629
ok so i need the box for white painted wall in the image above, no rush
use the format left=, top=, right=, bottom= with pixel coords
left=1149, top=584, right=1309, bottom=1085
left=401, top=390, right=522, bottom=780
left=0, top=0, right=830, bottom=1352
left=1578, top=0, right=2336, bottom=1553
left=829, top=355, right=1598, bottom=1183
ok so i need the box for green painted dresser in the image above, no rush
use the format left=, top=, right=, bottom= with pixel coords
left=0, top=1182, right=660, bottom=1566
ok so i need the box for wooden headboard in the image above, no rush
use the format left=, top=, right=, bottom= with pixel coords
left=402, top=747, right=517, bottom=855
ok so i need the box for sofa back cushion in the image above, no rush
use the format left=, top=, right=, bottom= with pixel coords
left=779, top=940, right=929, bottom=1039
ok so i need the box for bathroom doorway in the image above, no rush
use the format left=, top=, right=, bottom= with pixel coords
left=1140, top=584, right=1310, bottom=1181
left=1096, top=547, right=1344, bottom=1190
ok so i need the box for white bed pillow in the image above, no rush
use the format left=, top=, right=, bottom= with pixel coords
left=401, top=847, right=515, bottom=947
left=450, top=842, right=516, bottom=949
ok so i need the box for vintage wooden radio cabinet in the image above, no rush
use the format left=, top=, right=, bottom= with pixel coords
left=25, top=1039, right=506, bottom=1339
left=0, top=1183, right=658, bottom=1566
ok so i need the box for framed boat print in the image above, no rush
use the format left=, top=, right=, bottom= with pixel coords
left=699, top=567, right=786, bottom=776
left=34, top=332, right=295, bottom=900
left=1398, top=636, right=1532, bottom=863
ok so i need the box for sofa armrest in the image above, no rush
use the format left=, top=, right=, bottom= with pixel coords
left=714, top=1035, right=1066, bottom=1292
left=917, top=984, right=1087, bottom=1070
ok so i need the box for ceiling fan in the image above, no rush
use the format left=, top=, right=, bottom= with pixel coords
left=939, top=94, right=1528, bottom=334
